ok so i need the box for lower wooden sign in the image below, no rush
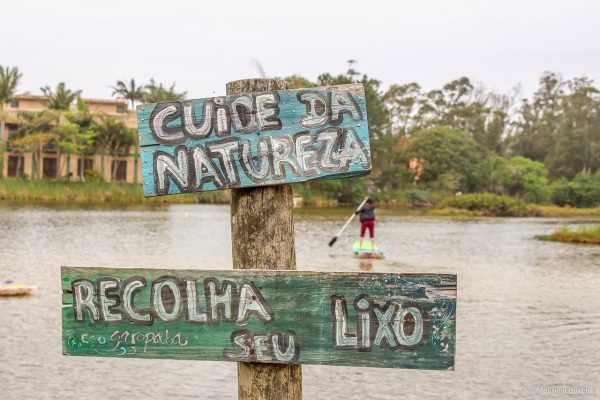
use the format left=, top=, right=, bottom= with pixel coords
left=61, top=267, right=457, bottom=370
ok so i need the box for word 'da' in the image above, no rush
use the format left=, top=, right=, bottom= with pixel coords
left=137, top=84, right=371, bottom=196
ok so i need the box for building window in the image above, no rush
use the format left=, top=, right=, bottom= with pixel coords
left=43, top=140, right=57, bottom=152
left=10, top=99, right=19, bottom=108
left=116, top=105, right=126, bottom=113
left=77, top=158, right=94, bottom=179
left=6, top=123, right=18, bottom=133
left=111, top=160, right=127, bottom=182
left=5, top=124, right=19, bottom=150
left=7, top=155, right=24, bottom=177
left=43, top=157, right=58, bottom=178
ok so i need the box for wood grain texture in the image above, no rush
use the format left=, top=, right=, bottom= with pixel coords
left=227, top=78, right=301, bottom=400
left=61, top=267, right=457, bottom=370
left=136, top=82, right=371, bottom=197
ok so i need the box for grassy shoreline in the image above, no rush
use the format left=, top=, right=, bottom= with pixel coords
left=429, top=205, right=600, bottom=218
left=0, top=179, right=229, bottom=204
left=1, top=179, right=600, bottom=218
left=537, top=225, right=600, bottom=245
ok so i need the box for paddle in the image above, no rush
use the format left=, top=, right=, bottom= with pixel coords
left=328, top=197, right=369, bottom=247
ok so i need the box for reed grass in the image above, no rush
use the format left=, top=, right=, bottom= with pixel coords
left=537, top=225, right=600, bottom=245
left=0, top=178, right=229, bottom=204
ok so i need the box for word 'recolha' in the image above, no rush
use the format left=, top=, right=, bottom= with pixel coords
left=72, top=277, right=273, bottom=325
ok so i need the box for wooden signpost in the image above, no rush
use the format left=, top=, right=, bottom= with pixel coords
left=136, top=83, right=371, bottom=196
left=62, top=79, right=457, bottom=399
left=62, top=267, right=456, bottom=370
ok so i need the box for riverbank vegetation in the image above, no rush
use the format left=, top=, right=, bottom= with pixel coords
left=2, top=178, right=600, bottom=217
left=537, top=225, right=600, bottom=245
left=0, top=178, right=228, bottom=204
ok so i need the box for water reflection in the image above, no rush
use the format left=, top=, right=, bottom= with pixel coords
left=358, top=260, right=373, bottom=271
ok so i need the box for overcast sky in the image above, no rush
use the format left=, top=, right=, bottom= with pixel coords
left=2, top=0, right=598, bottom=100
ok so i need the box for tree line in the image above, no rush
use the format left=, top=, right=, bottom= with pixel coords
left=278, top=71, right=600, bottom=207
left=0, top=64, right=598, bottom=206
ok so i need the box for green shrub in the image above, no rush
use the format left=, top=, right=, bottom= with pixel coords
left=405, top=189, right=432, bottom=207
left=551, top=173, right=600, bottom=207
left=84, top=169, right=104, bottom=183
left=440, top=193, right=540, bottom=217
left=499, top=157, right=550, bottom=204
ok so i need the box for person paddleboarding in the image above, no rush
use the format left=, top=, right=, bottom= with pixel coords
left=327, top=197, right=384, bottom=259
left=356, top=198, right=376, bottom=249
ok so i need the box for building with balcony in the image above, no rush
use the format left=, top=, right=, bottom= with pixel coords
left=0, top=94, right=140, bottom=183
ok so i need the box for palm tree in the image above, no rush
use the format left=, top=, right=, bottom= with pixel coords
left=0, top=65, right=23, bottom=178
left=0, top=65, right=22, bottom=110
left=55, top=102, right=97, bottom=179
left=111, top=78, right=145, bottom=110
left=93, top=114, right=136, bottom=180
left=40, top=82, right=82, bottom=110
left=143, top=79, right=187, bottom=103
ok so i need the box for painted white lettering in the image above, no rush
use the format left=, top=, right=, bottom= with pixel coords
left=330, top=90, right=362, bottom=124
left=152, top=280, right=182, bottom=322
left=295, top=133, right=318, bottom=176
left=271, top=135, right=301, bottom=178
left=185, top=280, right=208, bottom=323
left=299, top=92, right=329, bottom=128
left=152, top=105, right=184, bottom=142
left=271, top=332, right=297, bottom=362
left=208, top=140, right=239, bottom=185
left=207, top=280, right=233, bottom=322
left=333, top=297, right=358, bottom=348
left=316, top=129, right=340, bottom=170
left=393, top=305, right=424, bottom=347
left=231, top=95, right=258, bottom=133
left=183, top=101, right=213, bottom=139
left=253, top=335, right=272, bottom=361
left=237, top=283, right=273, bottom=323
left=73, top=280, right=99, bottom=322
left=155, top=148, right=189, bottom=192
left=373, top=304, right=398, bottom=347
left=99, top=279, right=122, bottom=322
left=123, top=278, right=151, bottom=323
left=356, top=297, right=371, bottom=350
left=255, top=93, right=280, bottom=130
left=192, top=145, right=224, bottom=189
left=338, top=128, right=370, bottom=170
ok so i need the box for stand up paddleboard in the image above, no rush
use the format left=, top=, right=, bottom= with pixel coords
left=353, top=240, right=384, bottom=259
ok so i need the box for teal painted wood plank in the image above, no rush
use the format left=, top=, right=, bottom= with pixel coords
left=136, top=84, right=371, bottom=197
left=61, top=267, right=456, bottom=370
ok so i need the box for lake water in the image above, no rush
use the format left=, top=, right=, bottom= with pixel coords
left=1, top=204, right=599, bottom=399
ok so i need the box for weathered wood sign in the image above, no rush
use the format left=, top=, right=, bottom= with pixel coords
left=62, top=267, right=456, bottom=370
left=136, top=84, right=371, bottom=197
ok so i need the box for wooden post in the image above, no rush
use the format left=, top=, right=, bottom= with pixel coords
left=227, top=78, right=302, bottom=400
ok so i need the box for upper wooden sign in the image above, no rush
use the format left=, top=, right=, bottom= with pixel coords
left=62, top=267, right=456, bottom=370
left=136, top=84, right=371, bottom=197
